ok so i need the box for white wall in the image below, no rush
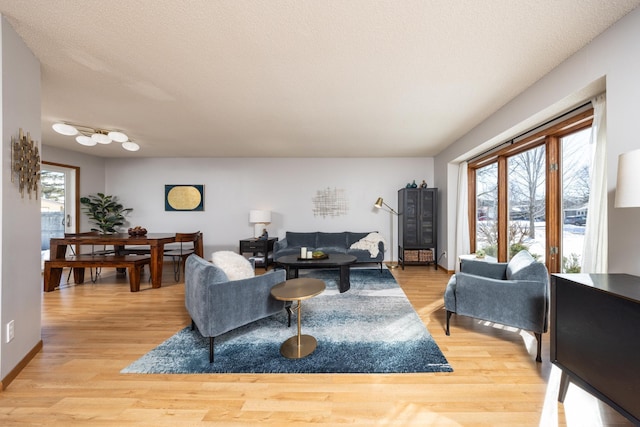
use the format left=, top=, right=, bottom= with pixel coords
left=0, top=17, right=41, bottom=380
left=435, top=7, right=640, bottom=274
left=104, top=157, right=434, bottom=260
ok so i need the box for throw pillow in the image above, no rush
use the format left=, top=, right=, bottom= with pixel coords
left=211, top=251, right=255, bottom=281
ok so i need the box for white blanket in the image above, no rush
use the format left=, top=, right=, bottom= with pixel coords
left=349, top=232, right=386, bottom=258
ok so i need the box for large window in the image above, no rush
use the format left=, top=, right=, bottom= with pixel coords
left=469, top=108, right=593, bottom=273
left=561, top=128, right=593, bottom=272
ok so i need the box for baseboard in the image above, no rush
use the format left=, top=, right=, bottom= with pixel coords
left=0, top=339, right=43, bottom=391
left=438, top=263, right=454, bottom=274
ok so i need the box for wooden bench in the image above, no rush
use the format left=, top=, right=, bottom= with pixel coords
left=44, top=255, right=151, bottom=292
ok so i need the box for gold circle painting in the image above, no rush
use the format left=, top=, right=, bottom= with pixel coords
left=166, top=185, right=203, bottom=211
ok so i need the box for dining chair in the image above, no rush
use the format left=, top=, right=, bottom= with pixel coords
left=164, top=231, right=201, bottom=282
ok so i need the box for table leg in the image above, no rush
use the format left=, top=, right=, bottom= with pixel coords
left=50, top=242, right=67, bottom=259
left=44, top=266, right=62, bottom=292
left=558, top=371, right=571, bottom=403
left=73, top=267, right=86, bottom=284
left=338, top=265, right=351, bottom=293
left=150, top=244, right=165, bottom=288
left=279, top=300, right=317, bottom=359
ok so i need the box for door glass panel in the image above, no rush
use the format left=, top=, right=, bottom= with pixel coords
left=561, top=128, right=593, bottom=272
left=41, top=170, right=66, bottom=266
left=507, top=145, right=546, bottom=262
left=475, top=163, right=498, bottom=256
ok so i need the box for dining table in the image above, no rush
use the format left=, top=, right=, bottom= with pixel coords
left=49, top=232, right=204, bottom=288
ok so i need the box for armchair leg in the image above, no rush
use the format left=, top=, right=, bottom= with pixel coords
left=286, top=305, right=292, bottom=327
left=534, top=332, right=542, bottom=363
left=191, top=319, right=195, bottom=331
left=209, top=337, right=215, bottom=363
left=445, top=310, right=453, bottom=336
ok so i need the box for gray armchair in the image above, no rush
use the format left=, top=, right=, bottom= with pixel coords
left=444, top=250, right=549, bottom=362
left=184, top=254, right=289, bottom=363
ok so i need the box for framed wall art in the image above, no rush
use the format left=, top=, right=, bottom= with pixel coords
left=165, top=185, right=204, bottom=211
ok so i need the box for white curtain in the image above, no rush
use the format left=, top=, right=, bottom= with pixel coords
left=455, top=161, right=470, bottom=272
left=581, top=94, right=607, bottom=273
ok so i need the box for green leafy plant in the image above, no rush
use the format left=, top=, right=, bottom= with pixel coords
left=562, top=253, right=582, bottom=273
left=80, top=193, right=132, bottom=234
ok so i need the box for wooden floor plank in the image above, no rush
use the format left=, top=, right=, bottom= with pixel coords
left=0, top=265, right=632, bottom=426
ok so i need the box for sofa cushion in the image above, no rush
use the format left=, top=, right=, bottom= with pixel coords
left=317, top=232, right=348, bottom=248
left=274, top=247, right=301, bottom=258
left=506, top=250, right=538, bottom=281
left=316, top=246, right=348, bottom=255
left=347, top=248, right=380, bottom=262
left=349, top=232, right=385, bottom=258
left=285, top=232, right=317, bottom=249
left=188, top=254, right=229, bottom=285
left=211, top=251, right=255, bottom=281
left=346, top=232, right=370, bottom=246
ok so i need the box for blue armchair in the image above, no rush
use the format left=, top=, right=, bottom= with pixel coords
left=184, top=254, right=289, bottom=363
left=444, top=250, right=549, bottom=362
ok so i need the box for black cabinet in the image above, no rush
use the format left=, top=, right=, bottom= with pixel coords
left=398, top=188, right=437, bottom=269
left=550, top=273, right=640, bottom=425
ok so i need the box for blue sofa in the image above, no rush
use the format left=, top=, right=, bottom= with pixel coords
left=273, top=231, right=385, bottom=270
left=444, top=250, right=549, bottom=362
left=184, top=254, right=289, bottom=363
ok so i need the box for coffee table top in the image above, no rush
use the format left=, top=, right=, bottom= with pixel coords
left=276, top=253, right=357, bottom=267
left=270, top=278, right=326, bottom=302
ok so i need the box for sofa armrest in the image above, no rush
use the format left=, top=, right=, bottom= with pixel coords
left=461, top=259, right=508, bottom=279
left=455, top=272, right=549, bottom=333
left=273, top=239, right=288, bottom=253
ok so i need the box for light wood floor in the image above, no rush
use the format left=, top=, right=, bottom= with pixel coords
left=0, top=265, right=631, bottom=426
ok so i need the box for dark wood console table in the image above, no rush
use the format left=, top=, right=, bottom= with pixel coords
left=550, top=273, right=640, bottom=425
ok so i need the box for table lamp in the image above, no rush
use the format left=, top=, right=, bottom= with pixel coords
left=249, top=209, right=271, bottom=238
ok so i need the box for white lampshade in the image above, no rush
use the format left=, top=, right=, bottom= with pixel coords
left=52, top=123, right=78, bottom=136
left=615, top=149, right=640, bottom=208
left=249, top=210, right=271, bottom=238
left=76, top=135, right=97, bottom=146
left=108, top=131, right=129, bottom=142
left=249, top=210, right=271, bottom=224
left=91, top=132, right=112, bottom=144
left=122, top=141, right=140, bottom=151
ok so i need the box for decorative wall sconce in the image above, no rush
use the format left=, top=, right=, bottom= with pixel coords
left=52, top=122, right=140, bottom=151
left=11, top=128, right=41, bottom=199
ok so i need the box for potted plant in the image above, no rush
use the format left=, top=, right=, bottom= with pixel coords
left=80, top=193, right=133, bottom=234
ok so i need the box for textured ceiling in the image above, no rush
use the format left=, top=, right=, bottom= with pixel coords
left=0, top=1, right=638, bottom=158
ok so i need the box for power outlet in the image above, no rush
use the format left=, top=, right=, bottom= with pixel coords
left=442, top=251, right=447, bottom=258
left=6, top=320, right=15, bottom=343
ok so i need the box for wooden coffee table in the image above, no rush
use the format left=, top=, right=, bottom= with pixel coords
left=275, top=253, right=357, bottom=293
left=270, top=278, right=326, bottom=359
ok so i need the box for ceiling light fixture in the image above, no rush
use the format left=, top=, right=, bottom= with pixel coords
left=52, top=122, right=140, bottom=152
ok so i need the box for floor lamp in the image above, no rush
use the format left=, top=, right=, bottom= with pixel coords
left=374, top=197, right=399, bottom=269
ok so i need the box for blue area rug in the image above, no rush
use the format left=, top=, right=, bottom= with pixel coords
left=121, top=268, right=452, bottom=374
